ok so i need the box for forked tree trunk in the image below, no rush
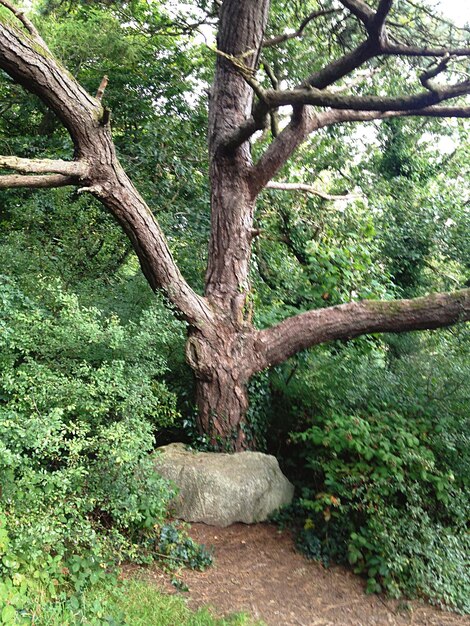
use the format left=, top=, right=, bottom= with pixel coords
left=188, top=286, right=470, bottom=451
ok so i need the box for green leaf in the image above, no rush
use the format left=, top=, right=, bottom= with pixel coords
left=1, top=605, right=16, bottom=624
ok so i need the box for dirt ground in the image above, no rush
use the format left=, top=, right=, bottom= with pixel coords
left=136, top=522, right=469, bottom=626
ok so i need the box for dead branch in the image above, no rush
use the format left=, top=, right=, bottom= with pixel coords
left=0, top=155, right=89, bottom=177
left=0, top=174, right=76, bottom=188
left=265, top=181, right=362, bottom=201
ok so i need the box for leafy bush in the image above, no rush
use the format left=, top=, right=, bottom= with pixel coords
left=272, top=329, right=470, bottom=612
left=0, top=275, right=206, bottom=621
left=156, top=522, right=213, bottom=572
left=291, top=408, right=469, bottom=609
left=0, top=275, right=181, bottom=427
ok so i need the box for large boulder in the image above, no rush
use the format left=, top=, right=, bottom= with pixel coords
left=154, top=443, right=294, bottom=527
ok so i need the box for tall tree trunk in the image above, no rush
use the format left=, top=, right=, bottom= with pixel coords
left=197, top=172, right=257, bottom=450
left=192, top=0, right=270, bottom=450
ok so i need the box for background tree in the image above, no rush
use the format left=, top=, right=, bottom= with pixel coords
left=0, top=0, right=469, bottom=451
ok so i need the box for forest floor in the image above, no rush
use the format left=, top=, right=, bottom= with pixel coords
left=131, top=522, right=468, bottom=626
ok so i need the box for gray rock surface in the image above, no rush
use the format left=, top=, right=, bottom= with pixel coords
left=154, top=443, right=294, bottom=527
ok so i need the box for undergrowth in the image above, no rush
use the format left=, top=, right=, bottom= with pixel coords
left=0, top=276, right=213, bottom=622
left=4, top=578, right=262, bottom=625
left=270, top=331, right=470, bottom=614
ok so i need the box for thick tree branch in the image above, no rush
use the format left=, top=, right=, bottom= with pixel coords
left=222, top=116, right=267, bottom=153
left=247, top=45, right=378, bottom=189
left=301, top=40, right=377, bottom=90
left=261, top=106, right=470, bottom=155
left=337, top=0, right=372, bottom=26
left=0, top=155, right=88, bottom=176
left=224, top=1, right=386, bottom=152
left=315, top=105, right=470, bottom=126
left=249, top=95, right=470, bottom=195
left=232, top=0, right=469, bottom=179
left=254, top=289, right=470, bottom=371
left=261, top=79, right=470, bottom=112
left=0, top=10, right=214, bottom=329
left=0, top=19, right=101, bottom=145
left=338, top=0, right=393, bottom=35
left=398, top=105, right=470, bottom=118
left=369, top=0, right=394, bottom=35
left=224, top=0, right=394, bottom=154
left=0, top=173, right=76, bottom=188
left=225, top=16, right=380, bottom=152
left=384, top=43, right=470, bottom=57
left=227, top=0, right=469, bottom=162
left=249, top=107, right=322, bottom=197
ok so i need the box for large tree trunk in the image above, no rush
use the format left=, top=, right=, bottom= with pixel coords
left=190, top=0, right=270, bottom=450
left=188, top=287, right=470, bottom=451
left=186, top=326, right=257, bottom=451
left=196, top=374, right=250, bottom=451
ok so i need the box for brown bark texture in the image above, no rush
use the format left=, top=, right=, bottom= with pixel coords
left=0, top=0, right=469, bottom=450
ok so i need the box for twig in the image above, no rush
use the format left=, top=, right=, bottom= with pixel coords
left=0, top=0, right=51, bottom=52
left=265, top=180, right=362, bottom=202
left=96, top=75, right=108, bottom=101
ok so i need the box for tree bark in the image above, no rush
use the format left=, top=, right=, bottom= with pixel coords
left=254, top=290, right=470, bottom=371
left=193, top=0, right=269, bottom=448
left=186, top=325, right=259, bottom=450
left=205, top=0, right=269, bottom=310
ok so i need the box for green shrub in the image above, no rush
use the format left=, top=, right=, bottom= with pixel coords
left=273, top=329, right=470, bottom=612
left=0, top=275, right=205, bottom=620
left=290, top=406, right=469, bottom=611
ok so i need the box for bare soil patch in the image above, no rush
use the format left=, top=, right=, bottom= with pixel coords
left=135, top=522, right=468, bottom=626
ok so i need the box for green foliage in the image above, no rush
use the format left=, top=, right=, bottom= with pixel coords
left=156, top=522, right=213, bottom=572
left=254, top=190, right=394, bottom=331
left=0, top=274, right=207, bottom=620
left=1, top=0, right=469, bottom=619
left=363, top=118, right=470, bottom=295
left=110, top=579, right=262, bottom=626
left=272, top=329, right=469, bottom=612
left=0, top=548, right=253, bottom=626
left=348, top=509, right=470, bottom=610
left=244, top=371, right=271, bottom=452
left=304, top=211, right=391, bottom=304
left=0, top=190, right=132, bottom=289
left=1, top=0, right=211, bottom=294
left=0, top=275, right=181, bottom=427
left=27, top=578, right=263, bottom=626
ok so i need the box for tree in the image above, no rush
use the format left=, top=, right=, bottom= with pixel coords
left=0, top=0, right=469, bottom=451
